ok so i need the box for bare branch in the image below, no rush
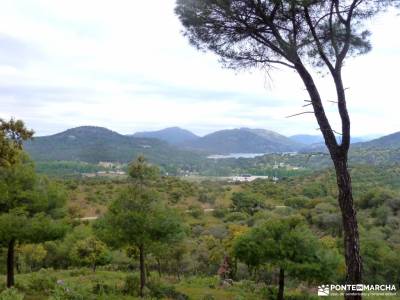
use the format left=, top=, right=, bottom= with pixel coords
left=286, top=111, right=314, bottom=118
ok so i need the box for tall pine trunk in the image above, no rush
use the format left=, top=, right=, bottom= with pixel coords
left=334, top=156, right=362, bottom=299
left=7, top=238, right=15, bottom=288
left=139, top=244, right=146, bottom=297
left=277, top=268, right=284, bottom=300
left=296, top=64, right=362, bottom=300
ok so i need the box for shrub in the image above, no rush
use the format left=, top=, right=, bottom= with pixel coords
left=0, top=288, right=24, bottom=300
left=122, top=274, right=140, bottom=296
left=212, top=207, right=228, bottom=218
left=284, top=196, right=310, bottom=209
left=49, top=282, right=90, bottom=300
left=147, top=281, right=189, bottom=300
left=198, top=192, right=216, bottom=204
left=68, top=268, right=91, bottom=277
left=189, top=205, right=204, bottom=218
left=224, top=212, right=248, bottom=223
left=28, top=269, right=57, bottom=292
left=92, top=280, right=115, bottom=295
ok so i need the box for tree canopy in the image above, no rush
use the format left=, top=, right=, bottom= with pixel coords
left=0, top=119, right=33, bottom=168
left=0, top=153, right=68, bottom=287
left=95, top=156, right=186, bottom=296
left=234, top=216, right=342, bottom=300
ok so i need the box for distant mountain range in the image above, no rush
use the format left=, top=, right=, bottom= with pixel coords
left=182, top=128, right=301, bottom=154
left=291, top=134, right=374, bottom=146
left=132, top=127, right=199, bottom=145
left=24, top=126, right=398, bottom=166
left=352, top=131, right=400, bottom=149
left=290, top=134, right=325, bottom=145
left=24, top=126, right=203, bottom=166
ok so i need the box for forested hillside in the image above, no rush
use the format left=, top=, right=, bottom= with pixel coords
left=1, top=157, right=399, bottom=299
left=24, top=126, right=204, bottom=172
left=182, top=128, right=301, bottom=154
left=133, top=127, right=199, bottom=145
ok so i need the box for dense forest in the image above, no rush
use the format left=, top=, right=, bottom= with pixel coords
left=1, top=0, right=400, bottom=298
left=1, top=152, right=399, bottom=299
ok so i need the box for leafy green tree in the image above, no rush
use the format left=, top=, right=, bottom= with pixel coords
left=231, top=192, right=264, bottom=215
left=95, top=156, right=185, bottom=297
left=176, top=2, right=399, bottom=293
left=0, top=118, right=33, bottom=168
left=70, top=236, right=111, bottom=271
left=234, top=217, right=341, bottom=300
left=17, top=244, right=47, bottom=272
left=361, top=228, right=400, bottom=284
left=42, top=224, right=91, bottom=269
left=0, top=154, right=67, bottom=287
left=284, top=196, right=310, bottom=209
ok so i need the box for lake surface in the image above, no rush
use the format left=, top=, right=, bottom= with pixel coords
left=207, top=153, right=266, bottom=159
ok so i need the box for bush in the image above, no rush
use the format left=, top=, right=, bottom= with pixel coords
left=212, top=207, right=228, bottom=218
left=224, top=212, right=248, bottom=223
left=92, top=280, right=115, bottom=295
left=284, top=196, right=310, bottom=209
left=189, top=205, right=204, bottom=219
left=147, top=281, right=189, bottom=300
left=198, top=192, right=216, bottom=204
left=49, top=282, right=90, bottom=300
left=68, top=268, right=91, bottom=277
left=202, top=294, right=215, bottom=300
left=28, top=269, right=57, bottom=292
left=0, top=288, right=24, bottom=300
left=122, top=274, right=140, bottom=296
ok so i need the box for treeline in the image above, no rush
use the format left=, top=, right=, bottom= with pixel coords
left=1, top=154, right=400, bottom=299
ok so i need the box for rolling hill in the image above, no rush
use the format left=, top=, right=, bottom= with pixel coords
left=132, top=127, right=199, bottom=145
left=24, top=126, right=204, bottom=166
left=353, top=131, right=400, bottom=149
left=290, top=134, right=324, bottom=145
left=182, top=128, right=302, bottom=154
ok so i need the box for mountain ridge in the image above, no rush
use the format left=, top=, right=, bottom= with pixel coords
left=182, top=128, right=301, bottom=154
left=132, top=127, right=199, bottom=145
left=23, top=126, right=399, bottom=166
left=24, top=126, right=203, bottom=167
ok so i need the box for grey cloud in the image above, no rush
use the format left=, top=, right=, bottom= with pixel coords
left=127, top=81, right=285, bottom=107
left=0, top=83, right=98, bottom=109
left=0, top=34, right=43, bottom=68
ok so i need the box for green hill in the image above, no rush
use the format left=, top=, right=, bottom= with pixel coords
left=132, top=127, right=199, bottom=145
left=24, top=126, right=205, bottom=167
left=183, top=128, right=301, bottom=154
left=353, top=131, right=400, bottom=149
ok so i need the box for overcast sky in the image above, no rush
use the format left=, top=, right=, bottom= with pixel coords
left=0, top=1, right=399, bottom=137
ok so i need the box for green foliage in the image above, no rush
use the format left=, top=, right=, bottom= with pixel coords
left=0, top=154, right=68, bottom=244
left=284, top=196, right=310, bottom=209
left=50, top=282, right=90, bottom=300
left=17, top=244, right=47, bottom=272
left=357, top=188, right=397, bottom=209
left=0, top=118, right=33, bottom=168
left=234, top=216, right=341, bottom=284
left=95, top=157, right=186, bottom=295
left=224, top=212, right=249, bottom=223
left=70, top=237, right=111, bottom=271
left=95, top=186, right=185, bottom=249
left=27, top=269, right=57, bottom=292
left=231, top=192, right=265, bottom=215
left=0, top=288, right=24, bottom=300
left=147, top=280, right=189, bottom=299
left=189, top=204, right=204, bottom=219
left=122, top=274, right=140, bottom=295
left=24, top=126, right=205, bottom=174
